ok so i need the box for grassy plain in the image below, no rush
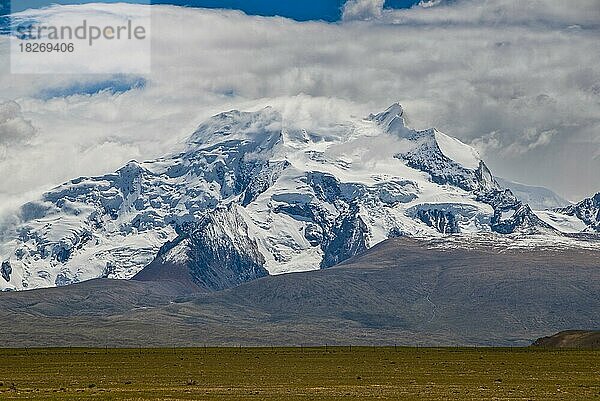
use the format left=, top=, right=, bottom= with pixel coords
left=0, top=347, right=598, bottom=400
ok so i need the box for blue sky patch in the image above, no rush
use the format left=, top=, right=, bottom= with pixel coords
left=38, top=76, right=147, bottom=99
left=2, top=0, right=422, bottom=21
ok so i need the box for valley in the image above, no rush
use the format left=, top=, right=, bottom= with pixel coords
left=0, top=347, right=598, bottom=400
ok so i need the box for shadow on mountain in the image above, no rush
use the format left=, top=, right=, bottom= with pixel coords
left=0, top=237, right=598, bottom=347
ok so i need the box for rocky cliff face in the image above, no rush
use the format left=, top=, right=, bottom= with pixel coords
left=1, top=261, right=11, bottom=283
left=558, top=193, right=600, bottom=232
left=134, top=204, right=268, bottom=291
left=416, top=209, right=460, bottom=234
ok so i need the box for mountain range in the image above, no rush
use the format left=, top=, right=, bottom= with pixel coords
left=1, top=103, right=598, bottom=292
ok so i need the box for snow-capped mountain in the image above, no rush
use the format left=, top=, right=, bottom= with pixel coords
left=0, top=103, right=595, bottom=291
left=535, top=192, right=600, bottom=234
left=559, top=193, right=600, bottom=231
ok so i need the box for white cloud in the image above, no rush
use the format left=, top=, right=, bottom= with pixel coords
left=342, top=0, right=385, bottom=21
left=418, top=1, right=446, bottom=8
left=388, top=0, right=600, bottom=28
left=473, top=128, right=558, bottom=157
left=0, top=100, right=36, bottom=159
left=0, top=0, right=598, bottom=221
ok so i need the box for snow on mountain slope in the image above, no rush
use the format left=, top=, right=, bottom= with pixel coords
left=554, top=192, right=600, bottom=233
left=0, top=103, right=589, bottom=291
left=535, top=211, right=589, bottom=234
left=434, top=130, right=481, bottom=170
left=495, top=177, right=570, bottom=210
left=526, top=192, right=599, bottom=234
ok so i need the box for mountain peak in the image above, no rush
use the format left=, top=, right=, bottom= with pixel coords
left=371, top=102, right=404, bottom=121
left=187, top=107, right=282, bottom=148
left=368, top=103, right=407, bottom=134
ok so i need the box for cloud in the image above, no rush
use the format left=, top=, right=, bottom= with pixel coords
left=0, top=101, right=36, bottom=159
left=0, top=0, right=598, bottom=218
left=472, top=128, right=557, bottom=157
left=38, top=76, right=147, bottom=100
left=387, top=0, right=600, bottom=28
left=342, top=0, right=385, bottom=21
left=418, top=1, right=448, bottom=8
